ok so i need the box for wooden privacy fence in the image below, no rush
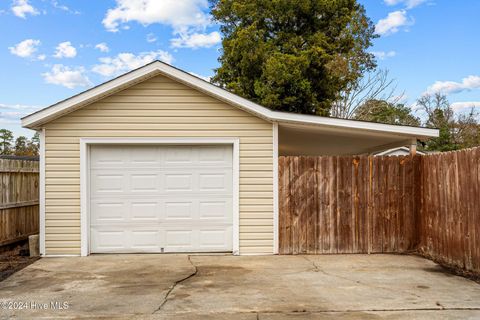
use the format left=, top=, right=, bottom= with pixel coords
left=279, top=148, right=480, bottom=275
left=419, top=148, right=480, bottom=273
left=0, top=158, right=39, bottom=246
left=279, top=155, right=420, bottom=255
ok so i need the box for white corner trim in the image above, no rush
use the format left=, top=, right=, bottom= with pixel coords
left=272, top=122, right=279, bottom=254
left=232, top=140, right=240, bottom=256
left=79, top=137, right=241, bottom=256
left=39, top=128, right=46, bottom=256
left=80, top=140, right=89, bottom=257
left=21, top=61, right=439, bottom=139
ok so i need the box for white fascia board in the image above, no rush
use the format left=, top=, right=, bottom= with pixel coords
left=21, top=60, right=439, bottom=139
left=271, top=112, right=439, bottom=138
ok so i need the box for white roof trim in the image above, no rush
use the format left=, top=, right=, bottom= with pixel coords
left=375, top=146, right=426, bottom=156
left=22, top=60, right=439, bottom=138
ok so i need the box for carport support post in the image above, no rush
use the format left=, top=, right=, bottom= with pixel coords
left=409, top=139, right=417, bottom=156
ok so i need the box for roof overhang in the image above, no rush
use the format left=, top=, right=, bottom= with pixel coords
left=22, top=60, right=439, bottom=141
left=278, top=122, right=426, bottom=156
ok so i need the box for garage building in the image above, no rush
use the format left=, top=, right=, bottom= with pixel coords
left=22, top=61, right=438, bottom=256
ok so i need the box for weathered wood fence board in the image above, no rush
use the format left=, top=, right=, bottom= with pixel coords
left=0, top=159, right=39, bottom=246
left=419, top=148, right=480, bottom=273
left=279, top=155, right=418, bottom=255
left=279, top=148, right=480, bottom=275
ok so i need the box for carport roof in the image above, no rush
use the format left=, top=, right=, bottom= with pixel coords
left=21, top=60, right=439, bottom=141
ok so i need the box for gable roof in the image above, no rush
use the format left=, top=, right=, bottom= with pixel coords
left=375, top=146, right=426, bottom=156
left=22, top=60, right=438, bottom=139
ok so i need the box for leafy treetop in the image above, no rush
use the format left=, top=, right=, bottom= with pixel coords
left=210, top=0, right=377, bottom=116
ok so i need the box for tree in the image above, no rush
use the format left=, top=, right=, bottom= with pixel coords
left=456, top=109, right=480, bottom=148
left=0, top=130, right=40, bottom=156
left=0, top=129, right=14, bottom=155
left=417, top=93, right=480, bottom=151
left=27, top=132, right=40, bottom=156
left=14, top=133, right=40, bottom=156
left=331, top=69, right=397, bottom=119
left=14, top=136, right=29, bottom=156
left=210, top=0, right=377, bottom=116
left=355, top=99, right=420, bottom=126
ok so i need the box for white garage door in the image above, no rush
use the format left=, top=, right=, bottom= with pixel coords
left=89, top=144, right=233, bottom=253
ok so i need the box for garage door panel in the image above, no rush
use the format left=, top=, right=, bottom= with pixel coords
left=129, top=147, right=161, bottom=166
left=91, top=174, right=126, bottom=193
left=164, top=173, right=193, bottom=191
left=131, top=201, right=159, bottom=220
left=199, top=228, right=232, bottom=248
left=164, top=201, right=194, bottom=220
left=91, top=229, right=127, bottom=251
left=163, top=226, right=232, bottom=252
left=130, top=173, right=160, bottom=192
left=91, top=169, right=232, bottom=195
left=164, top=147, right=193, bottom=164
left=91, top=202, right=127, bottom=222
left=165, top=229, right=194, bottom=248
left=199, top=200, right=232, bottom=220
left=199, top=173, right=228, bottom=191
left=198, top=146, right=232, bottom=164
left=90, top=144, right=233, bottom=253
left=90, top=147, right=127, bottom=168
left=130, top=230, right=161, bottom=250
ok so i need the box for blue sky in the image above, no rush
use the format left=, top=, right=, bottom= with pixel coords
left=1, top=0, right=479, bottom=137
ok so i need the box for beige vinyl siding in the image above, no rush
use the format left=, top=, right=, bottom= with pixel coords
left=44, top=75, right=274, bottom=255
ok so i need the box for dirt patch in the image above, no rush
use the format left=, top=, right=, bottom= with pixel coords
left=0, top=241, right=39, bottom=282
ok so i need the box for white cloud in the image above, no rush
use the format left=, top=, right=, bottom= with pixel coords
left=371, top=50, right=397, bottom=60
left=102, top=0, right=211, bottom=33
left=450, top=101, right=480, bottom=112
left=92, top=50, right=174, bottom=77
left=9, top=39, right=41, bottom=58
left=11, top=0, right=39, bottom=18
left=37, top=54, right=46, bottom=61
left=54, top=41, right=77, bottom=58
left=146, top=33, right=157, bottom=43
left=426, top=75, right=480, bottom=95
left=384, top=0, right=429, bottom=9
left=171, top=31, right=221, bottom=49
left=95, top=43, right=110, bottom=53
left=51, top=0, right=80, bottom=14
left=0, top=103, right=40, bottom=124
left=375, top=10, right=413, bottom=36
left=189, top=72, right=211, bottom=82
left=42, top=64, right=91, bottom=89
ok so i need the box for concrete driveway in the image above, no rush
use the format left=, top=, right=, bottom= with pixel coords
left=0, top=254, right=479, bottom=319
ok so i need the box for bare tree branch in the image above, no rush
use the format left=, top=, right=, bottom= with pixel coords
left=331, top=69, right=399, bottom=119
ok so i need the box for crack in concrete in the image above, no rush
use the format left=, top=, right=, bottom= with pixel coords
left=301, top=255, right=436, bottom=302
left=152, top=255, right=198, bottom=314
left=303, top=256, right=362, bottom=284
left=302, top=256, right=322, bottom=273
left=301, top=256, right=422, bottom=298
left=252, top=307, right=480, bottom=316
